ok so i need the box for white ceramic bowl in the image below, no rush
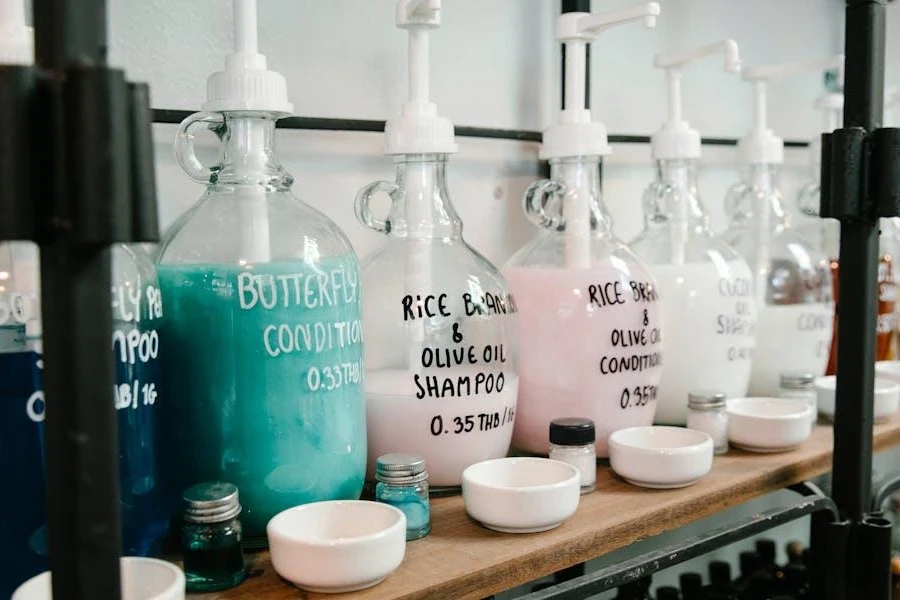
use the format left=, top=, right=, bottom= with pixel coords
left=726, top=397, right=813, bottom=452
left=13, top=557, right=185, bottom=600
left=267, top=500, right=406, bottom=594
left=876, top=360, right=900, bottom=385
left=461, top=457, right=580, bottom=533
left=815, top=375, right=900, bottom=423
left=608, top=426, right=713, bottom=489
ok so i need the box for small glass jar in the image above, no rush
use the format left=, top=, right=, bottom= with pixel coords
left=686, top=391, right=728, bottom=455
left=375, top=454, right=431, bottom=541
left=548, top=418, right=596, bottom=494
left=181, top=482, right=246, bottom=592
left=779, top=371, right=818, bottom=425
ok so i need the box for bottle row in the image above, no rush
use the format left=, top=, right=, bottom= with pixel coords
left=1, top=0, right=897, bottom=596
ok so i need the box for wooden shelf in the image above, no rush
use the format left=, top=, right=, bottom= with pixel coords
left=194, top=416, right=900, bottom=600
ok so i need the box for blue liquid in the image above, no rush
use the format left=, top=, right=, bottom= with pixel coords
left=0, top=349, right=46, bottom=598
left=375, top=483, right=430, bottom=540
left=157, top=257, right=366, bottom=538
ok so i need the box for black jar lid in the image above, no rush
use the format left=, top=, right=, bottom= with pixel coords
left=549, top=418, right=595, bottom=446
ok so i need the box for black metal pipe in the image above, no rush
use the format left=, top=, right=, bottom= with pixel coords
left=516, top=494, right=838, bottom=599
left=831, top=0, right=886, bottom=525
left=859, top=516, right=892, bottom=599
left=31, top=0, right=124, bottom=598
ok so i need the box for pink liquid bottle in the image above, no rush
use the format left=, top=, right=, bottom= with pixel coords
left=357, top=0, right=519, bottom=491
left=504, top=4, right=663, bottom=457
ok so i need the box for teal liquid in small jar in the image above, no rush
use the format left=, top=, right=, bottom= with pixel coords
left=181, top=482, right=246, bottom=592
left=374, top=453, right=431, bottom=540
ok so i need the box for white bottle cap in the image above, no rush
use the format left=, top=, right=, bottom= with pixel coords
left=739, top=54, right=843, bottom=165
left=651, top=40, right=741, bottom=160
left=0, top=0, right=33, bottom=66
left=384, top=0, right=456, bottom=155
left=808, top=91, right=843, bottom=166
left=202, top=0, right=293, bottom=114
left=541, top=3, right=660, bottom=160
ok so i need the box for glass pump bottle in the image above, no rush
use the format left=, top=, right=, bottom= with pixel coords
left=157, top=0, right=365, bottom=540
left=721, top=58, right=839, bottom=396
left=798, top=84, right=900, bottom=370
left=504, top=4, right=663, bottom=457
left=629, top=40, right=756, bottom=425
left=358, top=0, right=518, bottom=491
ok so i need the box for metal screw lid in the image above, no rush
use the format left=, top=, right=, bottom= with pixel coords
left=688, top=390, right=726, bottom=410
left=779, top=371, right=816, bottom=389
left=549, top=418, right=596, bottom=446
left=376, top=453, right=427, bottom=483
left=183, top=481, right=241, bottom=524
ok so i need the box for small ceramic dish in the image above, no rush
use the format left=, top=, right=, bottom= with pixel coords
left=608, top=426, right=713, bottom=489
left=816, top=375, right=900, bottom=423
left=13, top=557, right=185, bottom=600
left=726, top=397, right=813, bottom=452
left=876, top=360, right=900, bottom=385
left=461, top=457, right=580, bottom=533
left=267, top=500, right=406, bottom=594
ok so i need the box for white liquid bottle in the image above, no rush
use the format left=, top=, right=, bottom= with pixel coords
left=629, top=40, right=756, bottom=425
left=504, top=3, right=663, bottom=457
left=358, top=0, right=519, bottom=491
left=721, top=57, right=840, bottom=396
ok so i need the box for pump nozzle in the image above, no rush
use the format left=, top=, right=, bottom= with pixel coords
left=0, top=0, right=32, bottom=65
left=384, top=0, right=456, bottom=155
left=651, top=39, right=741, bottom=160
left=739, top=54, right=844, bottom=165
left=202, top=0, right=292, bottom=114
left=541, top=2, right=660, bottom=159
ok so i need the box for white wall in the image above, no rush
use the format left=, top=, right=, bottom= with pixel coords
left=106, top=0, right=893, bottom=267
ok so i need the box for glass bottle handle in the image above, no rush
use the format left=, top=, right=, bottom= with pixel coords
left=174, top=111, right=225, bottom=183
left=355, top=180, right=399, bottom=233
left=523, top=179, right=566, bottom=229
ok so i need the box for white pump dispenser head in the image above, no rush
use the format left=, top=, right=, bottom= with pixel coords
left=651, top=40, right=741, bottom=160
left=202, top=0, right=293, bottom=114
left=0, top=0, right=32, bottom=65
left=541, top=2, right=660, bottom=160
left=739, top=54, right=844, bottom=165
left=384, top=0, right=457, bottom=155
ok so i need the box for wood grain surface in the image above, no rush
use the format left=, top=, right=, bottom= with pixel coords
left=194, top=416, right=900, bottom=600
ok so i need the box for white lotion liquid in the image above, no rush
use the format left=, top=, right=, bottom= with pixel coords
left=504, top=264, right=663, bottom=457
left=366, top=368, right=518, bottom=488
left=650, top=261, right=756, bottom=424
left=750, top=303, right=833, bottom=396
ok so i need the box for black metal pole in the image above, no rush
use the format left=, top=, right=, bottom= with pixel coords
left=831, top=0, right=885, bottom=526
left=561, top=0, right=590, bottom=110
left=31, top=0, right=123, bottom=598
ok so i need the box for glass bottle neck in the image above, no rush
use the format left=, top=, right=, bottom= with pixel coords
left=733, top=163, right=788, bottom=228
left=645, top=159, right=709, bottom=230
left=388, top=154, right=461, bottom=239
left=548, top=157, right=612, bottom=235
left=212, top=113, right=292, bottom=189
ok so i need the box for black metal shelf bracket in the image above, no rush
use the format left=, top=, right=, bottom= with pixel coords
left=0, top=0, right=159, bottom=597
left=515, top=488, right=838, bottom=600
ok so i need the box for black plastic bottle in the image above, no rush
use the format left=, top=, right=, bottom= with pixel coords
left=734, top=551, right=760, bottom=593
left=680, top=572, right=704, bottom=600
left=701, top=561, right=738, bottom=600
left=616, top=577, right=654, bottom=600
left=657, top=585, right=682, bottom=600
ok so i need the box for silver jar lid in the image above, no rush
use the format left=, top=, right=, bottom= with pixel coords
left=183, top=481, right=242, bottom=524
left=376, top=453, right=427, bottom=484
left=779, top=371, right=816, bottom=390
left=688, top=390, right=726, bottom=410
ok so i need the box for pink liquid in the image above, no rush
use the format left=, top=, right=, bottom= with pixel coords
left=504, top=265, right=663, bottom=457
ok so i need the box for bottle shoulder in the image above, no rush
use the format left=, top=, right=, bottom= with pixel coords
left=504, top=230, right=653, bottom=276
left=158, top=187, right=357, bottom=265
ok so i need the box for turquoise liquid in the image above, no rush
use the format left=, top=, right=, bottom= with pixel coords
left=157, top=257, right=366, bottom=538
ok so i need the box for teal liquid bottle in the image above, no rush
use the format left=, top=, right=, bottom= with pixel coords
left=156, top=0, right=365, bottom=542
